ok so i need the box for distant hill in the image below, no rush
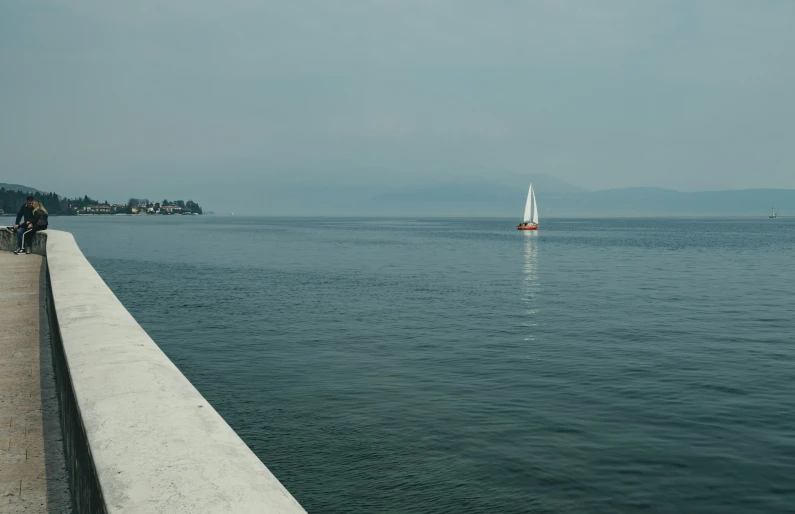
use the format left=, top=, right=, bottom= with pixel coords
left=361, top=184, right=795, bottom=217
left=0, top=183, right=40, bottom=194
left=463, top=172, right=587, bottom=195
left=362, top=174, right=585, bottom=216
left=547, top=188, right=794, bottom=217
left=251, top=177, right=793, bottom=217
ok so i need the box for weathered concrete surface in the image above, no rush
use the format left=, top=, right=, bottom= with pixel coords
left=0, top=229, right=47, bottom=256
left=46, top=230, right=306, bottom=513
left=0, top=252, right=72, bottom=513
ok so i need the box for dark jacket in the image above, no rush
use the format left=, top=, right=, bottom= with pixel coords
left=15, top=204, right=34, bottom=225
left=32, top=210, right=48, bottom=228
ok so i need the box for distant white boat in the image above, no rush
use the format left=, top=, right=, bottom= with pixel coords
left=516, top=183, right=539, bottom=230
left=769, top=207, right=778, bottom=219
left=229, top=212, right=235, bottom=216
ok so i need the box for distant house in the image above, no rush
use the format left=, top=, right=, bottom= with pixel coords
left=90, top=204, right=111, bottom=214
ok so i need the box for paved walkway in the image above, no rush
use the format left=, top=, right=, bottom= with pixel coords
left=0, top=252, right=71, bottom=513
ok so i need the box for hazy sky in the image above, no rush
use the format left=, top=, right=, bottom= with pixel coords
left=2, top=0, right=794, bottom=211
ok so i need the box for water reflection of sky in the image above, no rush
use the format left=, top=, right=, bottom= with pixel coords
left=521, top=231, right=539, bottom=327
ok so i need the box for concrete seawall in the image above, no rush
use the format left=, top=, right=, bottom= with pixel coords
left=0, top=227, right=47, bottom=255
left=2, top=229, right=307, bottom=513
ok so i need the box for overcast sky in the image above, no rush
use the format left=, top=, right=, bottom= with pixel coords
left=2, top=0, right=794, bottom=211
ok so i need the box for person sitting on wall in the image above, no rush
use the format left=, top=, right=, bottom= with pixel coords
left=16, top=200, right=49, bottom=255
left=5, top=196, right=36, bottom=252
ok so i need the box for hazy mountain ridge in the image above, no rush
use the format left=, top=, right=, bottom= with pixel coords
left=362, top=184, right=793, bottom=217
left=0, top=183, right=40, bottom=194
left=547, top=187, right=792, bottom=216
left=5, top=180, right=793, bottom=217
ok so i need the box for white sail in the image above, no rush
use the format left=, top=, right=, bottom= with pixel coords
left=523, top=184, right=533, bottom=222
left=522, top=184, right=538, bottom=224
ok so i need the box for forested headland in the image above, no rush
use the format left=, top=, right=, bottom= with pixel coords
left=0, top=186, right=202, bottom=215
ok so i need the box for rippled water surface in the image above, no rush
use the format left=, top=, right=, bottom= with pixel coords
left=54, top=216, right=795, bottom=513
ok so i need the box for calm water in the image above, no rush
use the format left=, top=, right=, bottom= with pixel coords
left=54, top=216, right=795, bottom=513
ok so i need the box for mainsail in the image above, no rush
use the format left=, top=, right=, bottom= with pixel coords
left=523, top=184, right=538, bottom=224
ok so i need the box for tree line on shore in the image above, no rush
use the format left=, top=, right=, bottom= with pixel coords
left=0, top=187, right=202, bottom=215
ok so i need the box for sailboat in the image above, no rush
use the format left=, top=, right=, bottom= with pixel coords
left=769, top=207, right=778, bottom=219
left=517, top=183, right=539, bottom=230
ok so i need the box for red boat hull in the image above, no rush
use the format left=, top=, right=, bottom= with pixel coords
left=517, top=224, right=538, bottom=230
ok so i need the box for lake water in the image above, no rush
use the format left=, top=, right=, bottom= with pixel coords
left=53, top=216, right=795, bottom=513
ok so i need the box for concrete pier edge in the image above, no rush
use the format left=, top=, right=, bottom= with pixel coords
left=46, top=267, right=105, bottom=513
left=1, top=230, right=307, bottom=513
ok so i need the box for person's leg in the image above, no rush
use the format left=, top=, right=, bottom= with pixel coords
left=16, top=226, right=26, bottom=249
left=21, top=228, right=35, bottom=249
left=25, top=227, right=43, bottom=253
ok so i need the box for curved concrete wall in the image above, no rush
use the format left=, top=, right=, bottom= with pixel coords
left=0, top=227, right=47, bottom=255
left=39, top=230, right=307, bottom=513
